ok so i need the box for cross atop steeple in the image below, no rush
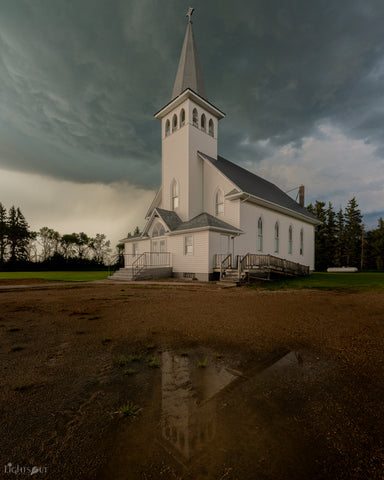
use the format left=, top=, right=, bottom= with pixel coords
left=171, top=9, right=207, bottom=100
left=186, top=7, right=195, bottom=23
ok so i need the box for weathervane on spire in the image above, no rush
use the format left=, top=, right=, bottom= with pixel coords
left=186, top=7, right=195, bottom=23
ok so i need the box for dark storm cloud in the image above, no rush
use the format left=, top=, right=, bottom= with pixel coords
left=1, top=0, right=384, bottom=187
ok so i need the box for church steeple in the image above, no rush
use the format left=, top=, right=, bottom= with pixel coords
left=171, top=10, right=208, bottom=101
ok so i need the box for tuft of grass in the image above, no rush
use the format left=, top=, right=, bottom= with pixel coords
left=146, top=343, right=155, bottom=350
left=197, top=359, right=207, bottom=368
left=118, top=401, right=142, bottom=418
left=10, top=345, right=24, bottom=352
left=123, top=368, right=136, bottom=376
left=114, top=355, right=128, bottom=367
left=180, top=351, right=189, bottom=357
left=88, top=316, right=101, bottom=321
left=102, top=338, right=111, bottom=345
left=147, top=357, right=160, bottom=369
left=128, top=354, right=142, bottom=362
left=7, top=327, right=20, bottom=332
left=215, top=352, right=223, bottom=359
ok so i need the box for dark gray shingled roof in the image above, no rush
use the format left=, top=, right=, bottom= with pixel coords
left=155, top=208, right=241, bottom=233
left=173, top=212, right=241, bottom=233
left=198, top=152, right=319, bottom=222
left=172, top=21, right=208, bottom=101
left=155, top=208, right=182, bottom=231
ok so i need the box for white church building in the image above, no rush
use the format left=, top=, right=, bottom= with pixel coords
left=116, top=11, right=320, bottom=282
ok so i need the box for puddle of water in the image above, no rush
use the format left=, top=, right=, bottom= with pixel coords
left=98, top=347, right=332, bottom=480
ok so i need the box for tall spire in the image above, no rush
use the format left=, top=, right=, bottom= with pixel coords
left=171, top=9, right=208, bottom=101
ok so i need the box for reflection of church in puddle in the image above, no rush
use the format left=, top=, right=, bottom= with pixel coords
left=159, top=349, right=301, bottom=465
left=160, top=350, right=237, bottom=463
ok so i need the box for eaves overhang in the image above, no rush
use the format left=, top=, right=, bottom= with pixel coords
left=226, top=191, right=322, bottom=226
left=168, top=225, right=243, bottom=236
left=154, top=88, right=225, bottom=120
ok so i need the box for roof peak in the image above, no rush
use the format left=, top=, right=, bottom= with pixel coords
left=171, top=12, right=208, bottom=101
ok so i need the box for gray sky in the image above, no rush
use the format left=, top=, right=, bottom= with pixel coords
left=1, top=0, right=384, bottom=247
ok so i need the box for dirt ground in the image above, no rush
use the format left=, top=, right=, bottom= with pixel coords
left=0, top=281, right=383, bottom=479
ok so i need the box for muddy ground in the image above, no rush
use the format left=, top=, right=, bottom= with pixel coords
left=0, top=281, right=383, bottom=480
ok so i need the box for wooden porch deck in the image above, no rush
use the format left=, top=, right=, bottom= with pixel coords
left=214, top=253, right=310, bottom=282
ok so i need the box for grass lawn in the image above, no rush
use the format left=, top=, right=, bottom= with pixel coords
left=0, top=271, right=111, bottom=282
left=259, top=272, right=384, bottom=291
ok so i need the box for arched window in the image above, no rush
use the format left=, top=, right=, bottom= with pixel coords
left=300, top=228, right=304, bottom=255
left=172, top=114, right=177, bottom=132
left=180, top=109, right=185, bottom=127
left=201, top=114, right=206, bottom=132
left=165, top=119, right=170, bottom=137
left=215, top=189, right=224, bottom=215
left=274, top=222, right=279, bottom=253
left=208, top=119, right=214, bottom=137
left=152, top=222, right=165, bottom=237
left=257, top=217, right=263, bottom=251
left=193, top=108, right=198, bottom=128
left=171, top=179, right=179, bottom=210
left=288, top=225, right=293, bottom=254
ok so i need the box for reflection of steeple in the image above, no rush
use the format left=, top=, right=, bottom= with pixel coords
left=172, top=19, right=208, bottom=101
left=160, top=349, right=237, bottom=462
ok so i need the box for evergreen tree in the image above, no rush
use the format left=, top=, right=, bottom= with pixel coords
left=0, top=203, right=8, bottom=264
left=333, top=207, right=344, bottom=267
left=369, top=218, right=384, bottom=270
left=307, top=201, right=327, bottom=270
left=343, top=197, right=363, bottom=268
left=325, top=202, right=337, bottom=267
left=7, top=206, right=32, bottom=262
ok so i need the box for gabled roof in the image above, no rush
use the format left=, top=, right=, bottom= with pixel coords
left=173, top=212, right=242, bottom=233
left=155, top=208, right=183, bottom=231
left=172, top=21, right=208, bottom=101
left=199, top=152, right=319, bottom=223
left=145, top=208, right=241, bottom=236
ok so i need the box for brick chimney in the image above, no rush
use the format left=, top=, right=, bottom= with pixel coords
left=299, top=185, right=305, bottom=207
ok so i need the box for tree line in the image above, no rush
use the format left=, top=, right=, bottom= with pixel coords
left=307, top=197, right=384, bottom=271
left=0, top=202, right=120, bottom=270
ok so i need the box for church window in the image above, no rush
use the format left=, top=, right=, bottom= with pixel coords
left=201, top=114, right=206, bottom=132
left=152, top=222, right=165, bottom=237
left=274, top=222, right=279, bottom=253
left=288, top=225, right=293, bottom=254
left=257, top=217, right=263, bottom=251
left=215, top=189, right=224, bottom=215
left=300, top=228, right=304, bottom=255
left=180, top=109, right=185, bottom=127
left=184, top=235, right=193, bottom=255
left=172, top=114, right=178, bottom=132
left=165, top=119, right=170, bottom=137
left=171, top=179, right=179, bottom=210
left=193, top=108, right=198, bottom=128
left=208, top=119, right=214, bottom=137
left=132, top=243, right=138, bottom=256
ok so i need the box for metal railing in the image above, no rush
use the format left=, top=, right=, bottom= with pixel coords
left=220, top=254, right=232, bottom=280
left=129, top=252, right=171, bottom=280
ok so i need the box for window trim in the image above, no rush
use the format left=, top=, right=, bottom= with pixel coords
left=288, top=225, right=293, bottom=255
left=274, top=221, right=279, bottom=253
left=257, top=217, right=263, bottom=252
left=215, top=188, right=224, bottom=216
left=300, top=228, right=304, bottom=255
left=184, top=235, right=193, bottom=255
left=171, top=179, right=179, bottom=211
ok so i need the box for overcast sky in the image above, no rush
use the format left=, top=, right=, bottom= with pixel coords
left=1, top=0, right=383, bottom=247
